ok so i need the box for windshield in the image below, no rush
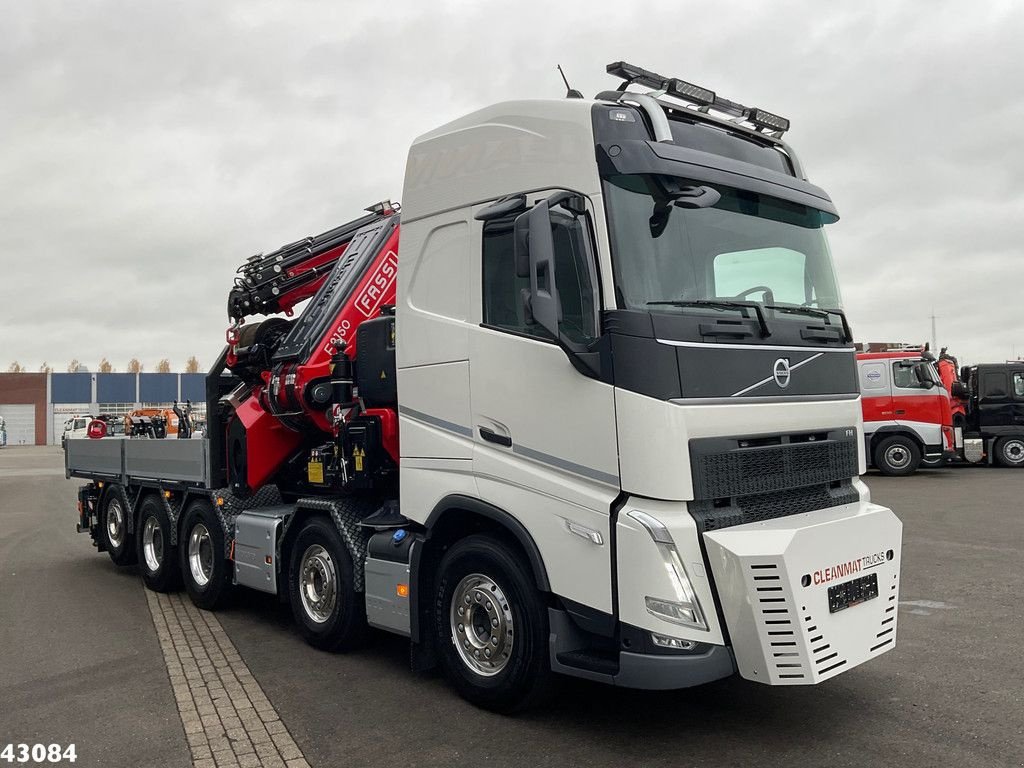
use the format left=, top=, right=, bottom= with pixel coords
left=603, top=174, right=842, bottom=313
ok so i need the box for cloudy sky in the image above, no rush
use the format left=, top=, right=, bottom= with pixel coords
left=1, top=0, right=1021, bottom=372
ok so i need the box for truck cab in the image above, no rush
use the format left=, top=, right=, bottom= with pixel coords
left=61, top=414, right=94, bottom=449
left=396, top=65, right=901, bottom=701
left=957, top=363, right=1024, bottom=466
left=857, top=351, right=954, bottom=474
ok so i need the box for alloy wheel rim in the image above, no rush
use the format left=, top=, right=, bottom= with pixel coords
left=450, top=573, right=514, bottom=677
left=885, top=445, right=911, bottom=469
left=106, top=498, right=125, bottom=548
left=1005, top=439, right=1024, bottom=463
left=143, top=516, right=163, bottom=572
left=299, top=544, right=337, bottom=624
left=188, top=523, right=214, bottom=587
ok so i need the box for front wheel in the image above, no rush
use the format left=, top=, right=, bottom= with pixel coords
left=995, top=437, right=1024, bottom=468
left=180, top=499, right=232, bottom=609
left=873, top=435, right=921, bottom=476
left=288, top=516, right=367, bottom=652
left=100, top=488, right=137, bottom=567
left=434, top=535, right=551, bottom=713
left=137, top=496, right=181, bottom=592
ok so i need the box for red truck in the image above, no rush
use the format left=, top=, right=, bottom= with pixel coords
left=858, top=349, right=955, bottom=475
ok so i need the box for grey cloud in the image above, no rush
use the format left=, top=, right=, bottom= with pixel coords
left=1, top=0, right=1022, bottom=372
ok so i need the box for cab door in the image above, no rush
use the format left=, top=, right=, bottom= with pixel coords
left=467, top=191, right=619, bottom=615
left=978, top=370, right=1013, bottom=429
left=859, top=360, right=892, bottom=427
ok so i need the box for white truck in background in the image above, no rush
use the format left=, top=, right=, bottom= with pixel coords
left=68, top=62, right=902, bottom=712
left=61, top=414, right=94, bottom=449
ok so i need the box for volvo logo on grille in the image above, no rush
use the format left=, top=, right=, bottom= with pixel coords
left=773, top=358, right=792, bottom=388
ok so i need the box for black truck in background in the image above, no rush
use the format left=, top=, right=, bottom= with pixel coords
left=938, top=353, right=1024, bottom=467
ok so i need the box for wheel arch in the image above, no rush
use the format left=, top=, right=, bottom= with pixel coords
left=423, top=495, right=551, bottom=593
left=407, top=494, right=551, bottom=662
left=277, top=504, right=327, bottom=584
left=869, top=425, right=925, bottom=456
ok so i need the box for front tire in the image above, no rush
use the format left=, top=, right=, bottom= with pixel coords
left=434, top=535, right=551, bottom=713
left=995, top=437, right=1024, bottom=468
left=137, top=495, right=181, bottom=592
left=100, top=488, right=137, bottom=566
left=873, top=435, right=921, bottom=476
left=180, top=499, right=232, bottom=609
left=288, top=516, right=367, bottom=652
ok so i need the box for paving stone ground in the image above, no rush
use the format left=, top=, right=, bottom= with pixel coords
left=145, top=590, right=310, bottom=768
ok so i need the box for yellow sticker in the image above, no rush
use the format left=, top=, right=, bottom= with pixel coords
left=353, top=447, right=365, bottom=472
left=307, top=461, right=324, bottom=484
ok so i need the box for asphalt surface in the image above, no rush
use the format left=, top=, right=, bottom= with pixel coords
left=1, top=446, right=1022, bottom=767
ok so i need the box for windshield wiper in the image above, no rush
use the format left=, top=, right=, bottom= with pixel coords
left=766, top=304, right=852, bottom=343
left=647, top=299, right=771, bottom=338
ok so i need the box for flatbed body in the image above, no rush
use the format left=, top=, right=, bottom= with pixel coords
left=66, top=437, right=210, bottom=488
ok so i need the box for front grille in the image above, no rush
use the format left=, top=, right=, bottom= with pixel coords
left=690, top=483, right=860, bottom=533
left=692, top=435, right=858, bottom=500
left=688, top=428, right=860, bottom=532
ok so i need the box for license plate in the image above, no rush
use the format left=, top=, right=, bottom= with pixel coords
left=828, top=573, right=878, bottom=613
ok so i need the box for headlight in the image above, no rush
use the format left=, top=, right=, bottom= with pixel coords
left=627, top=510, right=708, bottom=631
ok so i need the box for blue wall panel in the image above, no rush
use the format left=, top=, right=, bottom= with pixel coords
left=180, top=374, right=206, bottom=403
left=139, top=373, right=178, bottom=403
left=97, top=373, right=136, bottom=403
left=51, top=373, right=92, bottom=404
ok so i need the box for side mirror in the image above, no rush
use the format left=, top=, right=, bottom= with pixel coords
left=513, top=198, right=564, bottom=340
left=951, top=381, right=969, bottom=399
left=512, top=192, right=602, bottom=379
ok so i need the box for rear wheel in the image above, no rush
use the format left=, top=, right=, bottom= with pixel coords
left=180, top=499, right=232, bottom=609
left=288, top=516, right=367, bottom=651
left=137, top=496, right=181, bottom=592
left=995, top=437, right=1024, bottom=468
left=100, top=488, right=137, bottom=566
left=873, top=435, right=921, bottom=476
left=434, top=535, right=551, bottom=713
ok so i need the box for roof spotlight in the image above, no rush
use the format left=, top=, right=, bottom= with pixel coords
left=749, top=107, right=791, bottom=134
left=667, top=78, right=715, bottom=107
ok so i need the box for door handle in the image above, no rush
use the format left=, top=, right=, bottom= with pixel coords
left=895, top=409, right=906, bottom=415
left=478, top=426, right=512, bottom=448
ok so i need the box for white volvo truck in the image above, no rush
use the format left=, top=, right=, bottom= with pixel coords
left=68, top=62, right=902, bottom=712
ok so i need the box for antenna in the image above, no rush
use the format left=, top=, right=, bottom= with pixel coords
left=557, top=65, right=584, bottom=99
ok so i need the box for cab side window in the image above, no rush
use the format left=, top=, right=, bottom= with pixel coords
left=892, top=363, right=925, bottom=389
left=481, top=206, right=598, bottom=344
left=982, top=372, right=1008, bottom=398
left=1013, top=372, right=1024, bottom=398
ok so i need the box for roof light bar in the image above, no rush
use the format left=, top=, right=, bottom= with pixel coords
left=606, top=62, right=715, bottom=108
left=606, top=61, right=790, bottom=136
left=749, top=107, right=790, bottom=134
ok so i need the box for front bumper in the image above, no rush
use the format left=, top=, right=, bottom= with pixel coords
left=615, top=645, right=735, bottom=689
left=704, top=500, right=902, bottom=685
left=548, top=608, right=736, bottom=689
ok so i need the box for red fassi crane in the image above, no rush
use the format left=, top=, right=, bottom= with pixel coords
left=212, top=201, right=401, bottom=496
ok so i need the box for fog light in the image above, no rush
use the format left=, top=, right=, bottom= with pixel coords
left=651, top=632, right=697, bottom=650
left=646, top=596, right=701, bottom=626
